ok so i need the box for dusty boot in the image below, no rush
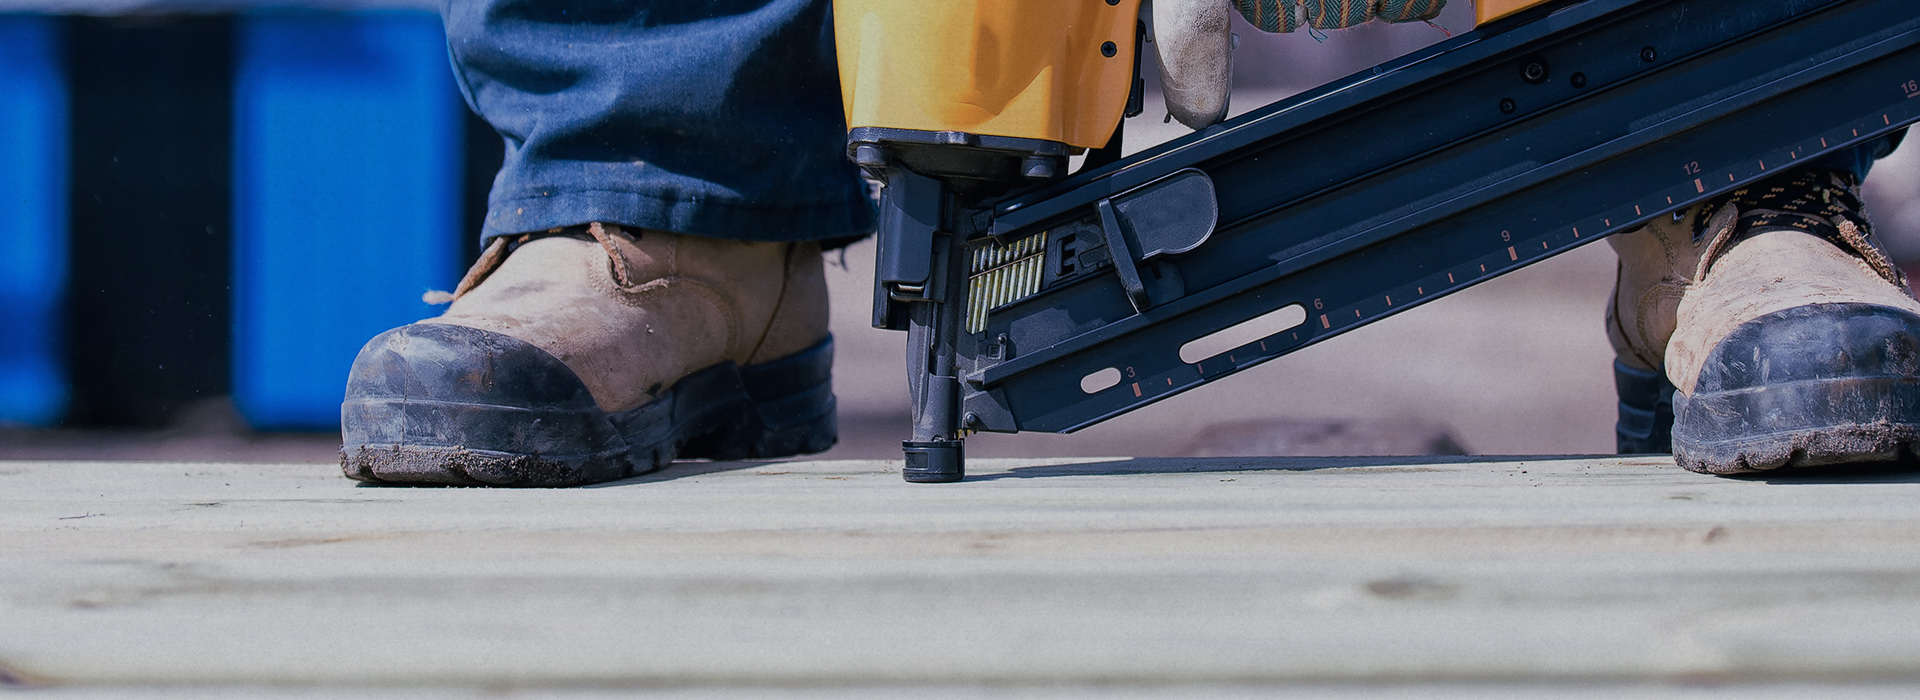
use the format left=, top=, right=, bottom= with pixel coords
left=1610, top=169, right=1920, bottom=473
left=340, top=224, right=835, bottom=487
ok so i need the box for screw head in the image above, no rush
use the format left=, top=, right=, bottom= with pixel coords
left=1521, top=60, right=1549, bottom=84
left=1640, top=46, right=1658, bottom=63
left=1101, top=41, right=1118, bottom=58
left=1500, top=98, right=1518, bottom=115
left=1570, top=72, right=1588, bottom=89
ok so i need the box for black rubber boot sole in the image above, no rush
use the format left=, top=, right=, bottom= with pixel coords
left=1674, top=303, right=1920, bottom=474
left=340, top=324, right=836, bottom=487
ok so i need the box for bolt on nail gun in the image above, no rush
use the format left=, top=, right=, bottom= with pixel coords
left=833, top=0, right=1920, bottom=482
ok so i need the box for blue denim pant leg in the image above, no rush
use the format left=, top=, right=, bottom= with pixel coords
left=443, top=0, right=874, bottom=244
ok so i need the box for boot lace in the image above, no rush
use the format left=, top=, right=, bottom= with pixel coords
left=1691, top=168, right=1904, bottom=288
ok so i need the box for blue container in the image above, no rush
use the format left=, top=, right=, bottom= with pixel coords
left=0, top=16, right=69, bottom=426
left=232, top=11, right=465, bottom=430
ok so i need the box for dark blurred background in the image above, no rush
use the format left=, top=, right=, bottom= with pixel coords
left=3, top=1, right=1918, bottom=462
left=1, top=4, right=484, bottom=449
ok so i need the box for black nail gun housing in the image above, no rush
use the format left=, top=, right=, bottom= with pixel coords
left=859, top=0, right=1920, bottom=481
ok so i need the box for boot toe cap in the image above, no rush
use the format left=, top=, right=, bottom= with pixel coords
left=341, top=323, right=627, bottom=486
left=1692, top=302, right=1920, bottom=393
left=1676, top=303, right=1920, bottom=473
left=344, top=323, right=599, bottom=409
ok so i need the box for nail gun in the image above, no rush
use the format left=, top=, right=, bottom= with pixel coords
left=834, top=0, right=1920, bottom=482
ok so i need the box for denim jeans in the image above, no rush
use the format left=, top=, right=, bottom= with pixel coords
left=443, top=0, right=875, bottom=245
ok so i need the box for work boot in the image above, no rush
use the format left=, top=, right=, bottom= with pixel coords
left=1608, top=168, right=1920, bottom=473
left=340, top=223, right=836, bottom=487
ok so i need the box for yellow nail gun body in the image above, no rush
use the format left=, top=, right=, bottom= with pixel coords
left=835, top=0, right=1143, bottom=151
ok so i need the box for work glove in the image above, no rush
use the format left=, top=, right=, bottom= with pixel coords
left=1233, top=0, right=1445, bottom=33
left=1154, top=0, right=1446, bottom=129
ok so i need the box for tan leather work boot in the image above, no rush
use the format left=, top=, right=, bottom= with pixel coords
left=340, top=224, right=836, bottom=486
left=1607, top=168, right=1920, bottom=473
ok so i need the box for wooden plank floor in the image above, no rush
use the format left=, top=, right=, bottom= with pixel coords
left=5, top=455, right=1920, bottom=698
